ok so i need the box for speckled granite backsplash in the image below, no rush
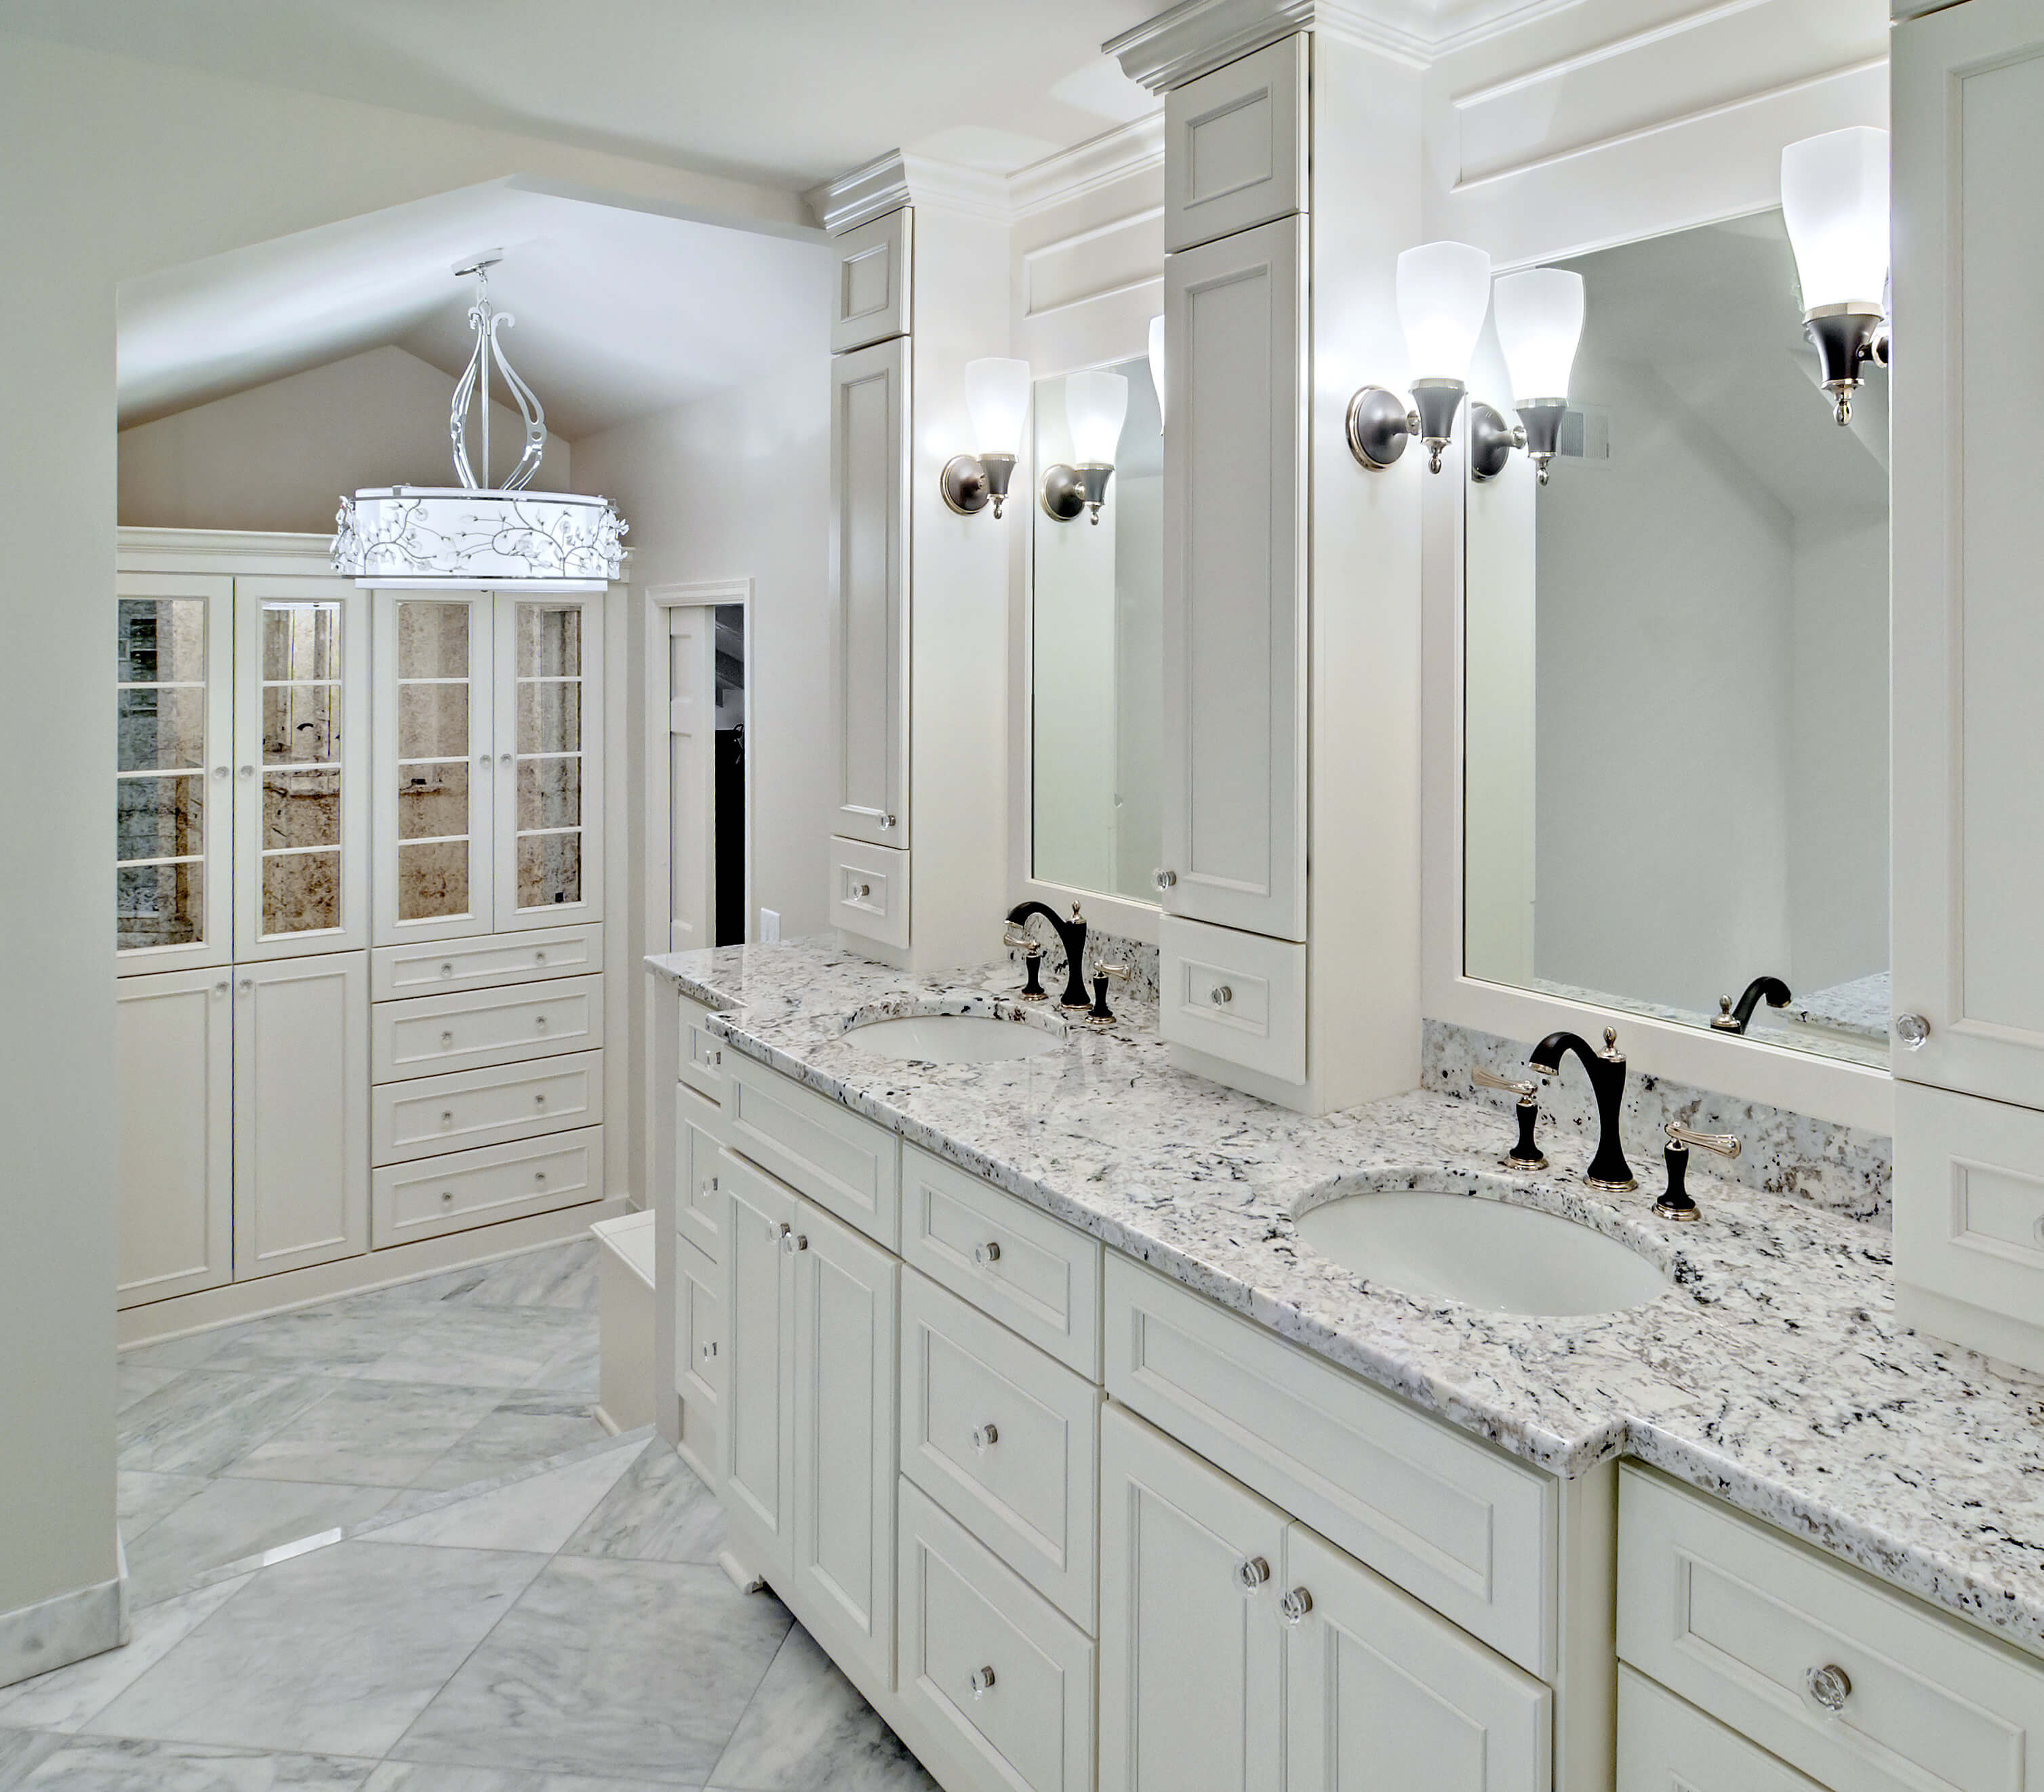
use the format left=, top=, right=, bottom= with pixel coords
left=1424, top=1018, right=1891, bottom=1224
left=1005, top=921, right=1161, bottom=1008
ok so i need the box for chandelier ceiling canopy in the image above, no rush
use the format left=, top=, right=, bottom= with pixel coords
left=332, top=254, right=626, bottom=591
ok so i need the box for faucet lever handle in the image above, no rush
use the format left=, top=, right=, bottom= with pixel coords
left=1096, top=963, right=1130, bottom=982
left=1003, top=923, right=1037, bottom=952
left=1472, top=1067, right=1536, bottom=1101
left=1667, top=1123, right=1741, bottom=1160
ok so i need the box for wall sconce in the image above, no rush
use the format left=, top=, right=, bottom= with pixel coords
left=1781, top=126, right=1890, bottom=425
left=1477, top=266, right=1586, bottom=486
left=1348, top=240, right=1493, bottom=474
left=1041, top=368, right=1129, bottom=524
left=942, top=357, right=1032, bottom=517
left=1148, top=314, right=1167, bottom=429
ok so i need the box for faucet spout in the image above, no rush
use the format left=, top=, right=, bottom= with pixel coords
left=1528, top=1026, right=1637, bottom=1191
left=1005, top=901, right=1091, bottom=1010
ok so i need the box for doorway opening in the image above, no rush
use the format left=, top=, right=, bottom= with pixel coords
left=652, top=581, right=752, bottom=955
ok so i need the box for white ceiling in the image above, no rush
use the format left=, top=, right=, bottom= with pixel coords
left=0, top=0, right=1161, bottom=190
left=118, top=184, right=834, bottom=436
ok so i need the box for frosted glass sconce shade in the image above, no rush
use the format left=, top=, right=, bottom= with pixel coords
left=1494, top=268, right=1584, bottom=403
left=1350, top=239, right=1495, bottom=475
left=1781, top=126, right=1891, bottom=425
left=1148, top=315, right=1167, bottom=429
left=943, top=356, right=1033, bottom=519
left=1043, top=368, right=1129, bottom=524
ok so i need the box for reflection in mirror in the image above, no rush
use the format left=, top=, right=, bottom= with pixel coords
left=1463, top=210, right=1889, bottom=1064
left=1030, top=355, right=1163, bottom=904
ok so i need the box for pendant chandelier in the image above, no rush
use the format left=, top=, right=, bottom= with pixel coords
left=332, top=254, right=626, bottom=591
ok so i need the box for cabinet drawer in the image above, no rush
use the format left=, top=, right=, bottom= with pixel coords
left=902, top=1271, right=1100, bottom=1631
left=374, top=974, right=603, bottom=1081
left=727, top=1056, right=900, bottom=1249
left=675, top=1080, right=725, bottom=1261
left=830, top=207, right=912, bottom=353
left=1618, top=1668, right=1823, bottom=1792
left=1106, top=1255, right=1556, bottom=1677
left=677, top=992, right=725, bottom=1104
left=372, top=1050, right=601, bottom=1165
left=370, top=1126, right=603, bottom=1248
left=1164, top=34, right=1308, bottom=252
left=1618, top=1465, right=2044, bottom=1792
left=372, top=923, right=601, bottom=1001
left=902, top=1143, right=1102, bottom=1378
left=1159, top=916, right=1306, bottom=1085
left=676, top=1233, right=722, bottom=1490
left=896, top=1477, right=1095, bottom=1792
left=829, top=836, right=910, bottom=949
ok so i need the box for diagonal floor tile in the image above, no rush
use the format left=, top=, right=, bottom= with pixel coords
left=357, top=1307, right=589, bottom=1391
left=4, top=1735, right=375, bottom=1790
left=390, top=1558, right=791, bottom=1785
left=123, top=1478, right=398, bottom=1607
left=708, top=1624, right=936, bottom=1792
left=116, top=1361, right=180, bottom=1414
left=451, top=1243, right=602, bottom=1313
left=89, top=1540, right=545, bottom=1759
left=117, top=1372, right=335, bottom=1478
left=409, top=1394, right=609, bottom=1492
left=524, top=1329, right=601, bottom=1399
left=0, top=1576, right=250, bottom=1733
left=562, top=1443, right=725, bottom=1566
left=364, top=1764, right=693, bottom=1791
left=222, top=1380, right=504, bottom=1488
left=367, top=1443, right=642, bottom=1555
left=195, top=1306, right=409, bottom=1377
left=116, top=1470, right=209, bottom=1543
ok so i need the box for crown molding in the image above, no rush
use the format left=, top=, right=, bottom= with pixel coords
left=1007, top=113, right=1167, bottom=218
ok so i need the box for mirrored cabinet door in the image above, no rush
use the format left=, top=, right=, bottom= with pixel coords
left=374, top=593, right=496, bottom=944
left=115, top=572, right=234, bottom=974
left=233, top=576, right=370, bottom=960
left=493, top=594, right=603, bottom=932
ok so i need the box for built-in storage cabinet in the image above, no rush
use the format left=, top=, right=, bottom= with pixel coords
left=1159, top=212, right=1307, bottom=947
left=1163, top=34, right=1309, bottom=254
left=830, top=208, right=913, bottom=353
left=829, top=337, right=910, bottom=855
left=1891, top=0, right=2044, bottom=1369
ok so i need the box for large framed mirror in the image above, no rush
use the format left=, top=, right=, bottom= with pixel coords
left=1462, top=208, right=1889, bottom=1067
left=1027, top=353, right=1164, bottom=908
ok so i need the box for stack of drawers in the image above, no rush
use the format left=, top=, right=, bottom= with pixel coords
left=367, top=924, right=605, bottom=1248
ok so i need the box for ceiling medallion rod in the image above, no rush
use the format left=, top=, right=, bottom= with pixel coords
left=332, top=252, right=626, bottom=591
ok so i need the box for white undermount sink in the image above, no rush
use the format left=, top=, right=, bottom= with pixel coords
left=843, top=1010, right=1065, bottom=1064
left=1294, top=1186, right=1672, bottom=1317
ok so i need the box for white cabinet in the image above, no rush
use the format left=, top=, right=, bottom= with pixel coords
left=1617, top=1668, right=1824, bottom=1792
left=829, top=337, right=910, bottom=853
left=830, top=209, right=913, bottom=353
left=1891, top=0, right=2044, bottom=1365
left=233, top=951, right=369, bottom=1279
left=675, top=1233, right=723, bottom=1489
left=1098, top=1403, right=1287, bottom=1792
left=116, top=968, right=233, bottom=1306
left=1163, top=35, right=1308, bottom=254
left=1160, top=214, right=1308, bottom=944
left=718, top=1148, right=799, bottom=1572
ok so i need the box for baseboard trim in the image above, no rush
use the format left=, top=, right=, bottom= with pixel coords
left=0, top=1560, right=126, bottom=1692
left=117, top=1195, right=629, bottom=1349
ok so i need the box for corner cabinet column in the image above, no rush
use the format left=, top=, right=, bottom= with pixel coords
left=1890, top=0, right=2044, bottom=1372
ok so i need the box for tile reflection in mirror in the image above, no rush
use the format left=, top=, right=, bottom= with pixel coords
left=1030, top=353, right=1162, bottom=905
left=1461, top=208, right=1889, bottom=1062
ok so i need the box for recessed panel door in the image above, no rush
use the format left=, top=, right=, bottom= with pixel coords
left=717, top=1148, right=797, bottom=1577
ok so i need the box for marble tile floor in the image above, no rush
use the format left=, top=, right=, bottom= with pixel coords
left=3, top=1242, right=938, bottom=1792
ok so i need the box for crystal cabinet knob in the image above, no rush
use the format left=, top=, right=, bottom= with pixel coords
left=974, top=1241, right=1001, bottom=1267
left=1279, top=1587, right=1314, bottom=1627
left=440, top=1110, right=455, bottom=1128
left=1154, top=869, right=1177, bottom=890
left=500, top=753, right=513, bottom=768
left=1236, top=1555, right=1271, bottom=1592
left=968, top=1665, right=996, bottom=1699
left=701, top=1340, right=717, bottom=1360
left=239, top=764, right=254, bottom=780
left=237, top=978, right=253, bottom=995
left=1806, top=1664, right=1852, bottom=1712
left=782, top=1230, right=807, bottom=1254
left=1896, top=1013, right=1930, bottom=1050
left=212, top=980, right=229, bottom=995
left=534, top=951, right=547, bottom=964
left=441, top=1031, right=454, bottom=1048
left=440, top=1190, right=454, bottom=1205
left=1211, top=985, right=1233, bottom=1006
left=439, top=961, right=455, bottom=978
left=212, top=765, right=229, bottom=781
left=971, top=1422, right=999, bottom=1453
left=534, top=1093, right=546, bottom=1107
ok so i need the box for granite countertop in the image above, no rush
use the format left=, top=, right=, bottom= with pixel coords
left=649, top=940, right=2044, bottom=1658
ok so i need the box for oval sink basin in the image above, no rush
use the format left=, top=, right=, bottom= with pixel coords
left=1294, top=1189, right=1670, bottom=1317
left=843, top=1012, right=1065, bottom=1064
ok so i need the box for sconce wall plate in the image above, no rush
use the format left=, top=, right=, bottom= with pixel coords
left=941, top=452, right=1017, bottom=518
left=1041, top=462, right=1113, bottom=524
left=1468, top=402, right=1527, bottom=483
left=1346, top=384, right=1420, bottom=470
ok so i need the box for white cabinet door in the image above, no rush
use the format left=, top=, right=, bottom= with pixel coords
left=1892, top=0, right=2044, bottom=1109
left=790, top=1197, right=899, bottom=1689
left=233, top=576, right=369, bottom=960
left=116, top=967, right=233, bottom=1307
left=676, top=1233, right=723, bottom=1490
left=1285, top=1524, right=1550, bottom=1792
left=717, top=1148, right=799, bottom=1577
left=233, top=950, right=368, bottom=1279
left=116, top=572, right=234, bottom=976
left=1163, top=35, right=1308, bottom=253
left=1098, top=1403, right=1288, bottom=1792
left=493, top=593, right=604, bottom=933
left=1161, top=215, right=1307, bottom=942
left=374, top=593, right=495, bottom=945
left=1616, top=1668, right=1824, bottom=1792
left=830, top=338, right=910, bottom=852
left=830, top=209, right=913, bottom=353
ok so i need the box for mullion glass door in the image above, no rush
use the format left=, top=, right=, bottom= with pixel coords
left=494, top=594, right=603, bottom=931
left=115, top=572, right=233, bottom=973
left=234, top=578, right=368, bottom=959
left=375, top=594, right=494, bottom=943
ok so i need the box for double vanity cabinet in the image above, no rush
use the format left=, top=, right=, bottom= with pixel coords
left=114, top=530, right=617, bottom=1321
left=660, top=967, right=2044, bottom=1792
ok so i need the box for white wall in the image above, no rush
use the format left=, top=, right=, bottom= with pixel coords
left=0, top=24, right=799, bottom=1681
left=118, top=345, right=574, bottom=533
